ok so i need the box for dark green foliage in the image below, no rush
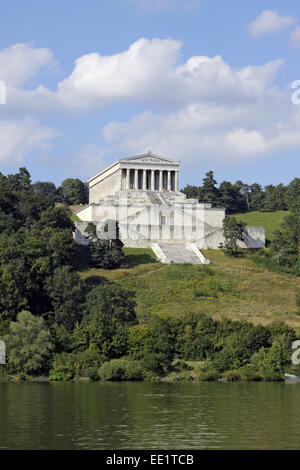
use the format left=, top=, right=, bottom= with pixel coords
left=174, top=313, right=217, bottom=361
left=59, top=178, right=88, bottom=205
left=182, top=173, right=288, bottom=214
left=32, top=181, right=63, bottom=203
left=253, top=212, right=300, bottom=275
left=139, top=316, right=174, bottom=376
left=5, top=311, right=54, bottom=375
left=199, top=171, right=220, bottom=206
left=39, top=206, right=75, bottom=232
left=72, top=283, right=137, bottom=360
left=219, top=181, right=246, bottom=214
left=49, top=350, right=104, bottom=381
left=98, top=359, right=143, bottom=381
left=44, top=266, right=85, bottom=330
left=286, top=178, right=300, bottom=213
left=86, top=221, right=125, bottom=269
left=219, top=215, right=246, bottom=256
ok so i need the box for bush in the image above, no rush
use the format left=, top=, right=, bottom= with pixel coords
left=49, top=350, right=104, bottom=381
left=49, top=352, right=76, bottom=381
left=198, top=368, right=220, bottom=381
left=222, top=369, right=241, bottom=381
left=5, top=310, right=54, bottom=375
left=252, top=340, right=291, bottom=378
left=98, top=359, right=143, bottom=381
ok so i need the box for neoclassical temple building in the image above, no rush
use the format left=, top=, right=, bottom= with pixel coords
left=88, top=152, right=180, bottom=203
left=74, top=151, right=265, bottom=264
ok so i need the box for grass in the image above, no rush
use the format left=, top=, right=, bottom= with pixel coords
left=232, top=210, right=289, bottom=242
left=78, top=247, right=163, bottom=282
left=77, top=246, right=300, bottom=328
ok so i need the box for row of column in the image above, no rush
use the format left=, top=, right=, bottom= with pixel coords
left=122, top=169, right=178, bottom=191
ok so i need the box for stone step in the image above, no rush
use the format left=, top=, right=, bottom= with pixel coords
left=158, top=243, right=203, bottom=264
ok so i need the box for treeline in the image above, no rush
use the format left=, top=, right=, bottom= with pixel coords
left=2, top=304, right=297, bottom=383
left=0, top=167, right=299, bottom=382
left=33, top=175, right=88, bottom=205
left=0, top=168, right=130, bottom=373
left=182, top=171, right=300, bottom=214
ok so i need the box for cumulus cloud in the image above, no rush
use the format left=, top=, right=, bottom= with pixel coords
left=0, top=117, right=57, bottom=164
left=1, top=38, right=299, bottom=172
left=0, top=39, right=284, bottom=115
left=248, top=10, right=296, bottom=37
left=0, top=43, right=54, bottom=88
left=97, top=91, right=300, bottom=168
left=45, top=39, right=283, bottom=112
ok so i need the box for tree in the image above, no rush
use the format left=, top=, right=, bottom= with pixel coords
left=219, top=216, right=246, bottom=256
left=4, top=310, right=54, bottom=375
left=182, top=185, right=200, bottom=200
left=235, top=181, right=250, bottom=212
left=85, top=283, right=137, bottom=327
left=39, top=206, right=75, bottom=232
left=72, top=283, right=137, bottom=359
left=86, top=221, right=125, bottom=269
left=249, top=183, right=264, bottom=211
left=139, top=316, right=174, bottom=376
left=199, top=171, right=220, bottom=206
left=253, top=340, right=291, bottom=378
left=44, top=266, right=85, bottom=330
left=33, top=181, right=63, bottom=203
left=219, top=181, right=245, bottom=214
left=286, top=178, right=300, bottom=213
left=59, top=178, right=88, bottom=205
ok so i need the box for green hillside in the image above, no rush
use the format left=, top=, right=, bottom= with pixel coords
left=232, top=210, right=289, bottom=241
left=79, top=247, right=300, bottom=330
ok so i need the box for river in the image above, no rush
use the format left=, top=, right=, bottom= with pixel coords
left=0, top=381, right=299, bottom=449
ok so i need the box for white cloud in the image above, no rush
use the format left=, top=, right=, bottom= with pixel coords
left=248, top=10, right=296, bottom=37
left=1, top=39, right=299, bottom=173
left=40, top=39, right=282, bottom=113
left=0, top=43, right=54, bottom=88
left=97, top=91, right=300, bottom=168
left=290, top=26, right=300, bottom=47
left=0, top=39, right=284, bottom=115
left=0, top=117, right=57, bottom=164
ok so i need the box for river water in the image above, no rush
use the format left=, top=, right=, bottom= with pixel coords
left=0, top=381, right=299, bottom=449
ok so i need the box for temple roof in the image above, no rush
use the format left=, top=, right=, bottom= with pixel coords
left=119, top=151, right=180, bottom=165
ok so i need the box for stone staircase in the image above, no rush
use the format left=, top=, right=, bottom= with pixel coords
left=153, top=242, right=209, bottom=264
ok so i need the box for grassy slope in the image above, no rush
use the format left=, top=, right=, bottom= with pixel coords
left=79, top=247, right=300, bottom=329
left=232, top=210, right=289, bottom=241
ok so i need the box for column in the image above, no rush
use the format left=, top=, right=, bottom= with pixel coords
left=134, top=169, right=138, bottom=190
left=175, top=171, right=178, bottom=191
left=159, top=170, right=163, bottom=191
left=167, top=171, right=171, bottom=191
left=143, top=169, right=147, bottom=190
left=151, top=170, right=155, bottom=190
left=126, top=169, right=130, bottom=189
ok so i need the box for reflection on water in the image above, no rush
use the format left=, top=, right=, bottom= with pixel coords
left=0, top=381, right=299, bottom=449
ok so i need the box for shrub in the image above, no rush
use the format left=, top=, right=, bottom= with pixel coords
left=98, top=359, right=143, bottom=381
left=49, top=350, right=104, bottom=381
left=198, top=369, right=220, bottom=381
left=222, top=369, right=241, bottom=381
left=252, top=340, right=291, bottom=378
left=5, top=310, right=54, bottom=375
left=49, top=352, right=76, bottom=381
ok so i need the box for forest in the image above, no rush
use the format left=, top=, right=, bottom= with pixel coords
left=0, top=167, right=299, bottom=382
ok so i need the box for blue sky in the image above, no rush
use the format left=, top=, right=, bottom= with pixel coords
left=0, top=0, right=300, bottom=188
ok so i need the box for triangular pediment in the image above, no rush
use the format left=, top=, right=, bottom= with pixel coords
left=120, top=152, right=179, bottom=165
